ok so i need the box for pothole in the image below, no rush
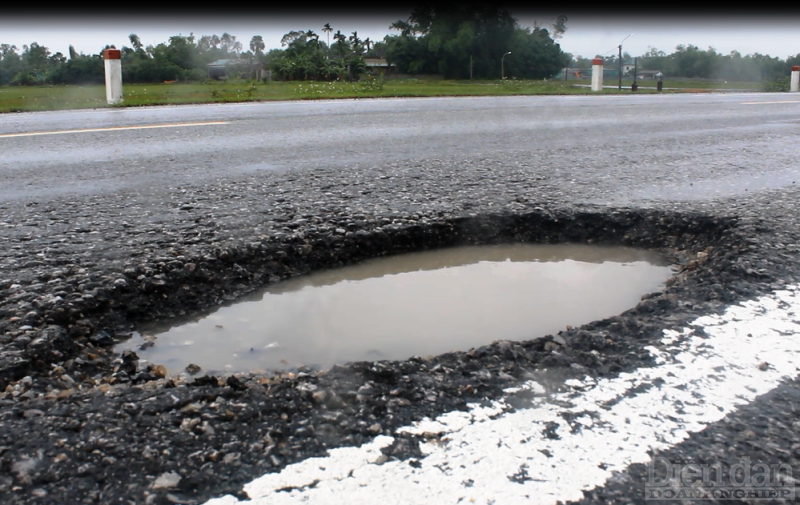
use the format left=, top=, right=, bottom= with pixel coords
left=118, top=243, right=675, bottom=375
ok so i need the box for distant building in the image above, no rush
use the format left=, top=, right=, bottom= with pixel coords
left=207, top=59, right=237, bottom=79
left=584, top=67, right=620, bottom=78
left=364, top=58, right=396, bottom=74
left=637, top=70, right=663, bottom=80
left=622, top=60, right=637, bottom=74
left=207, top=59, right=266, bottom=80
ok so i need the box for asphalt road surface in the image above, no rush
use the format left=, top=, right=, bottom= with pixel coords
left=2, top=93, right=800, bottom=505
left=1, top=93, right=799, bottom=204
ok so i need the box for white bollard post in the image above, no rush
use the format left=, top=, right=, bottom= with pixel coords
left=591, top=58, right=604, bottom=92
left=791, top=65, right=799, bottom=93
left=104, top=49, right=123, bottom=105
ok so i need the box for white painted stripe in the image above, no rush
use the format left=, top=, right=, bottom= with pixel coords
left=205, top=286, right=800, bottom=505
left=0, top=121, right=229, bottom=138
left=740, top=100, right=800, bottom=105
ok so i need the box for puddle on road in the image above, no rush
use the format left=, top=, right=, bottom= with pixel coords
left=118, top=244, right=675, bottom=375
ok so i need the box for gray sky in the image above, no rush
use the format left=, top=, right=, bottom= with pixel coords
left=2, top=14, right=799, bottom=60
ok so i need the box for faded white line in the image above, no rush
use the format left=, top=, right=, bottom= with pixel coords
left=0, top=121, right=229, bottom=138
left=206, top=287, right=800, bottom=505
left=741, top=100, right=800, bottom=105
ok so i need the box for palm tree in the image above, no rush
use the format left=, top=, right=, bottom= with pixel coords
left=306, top=30, right=320, bottom=51
left=322, top=23, right=333, bottom=48
left=334, top=30, right=347, bottom=58
left=349, top=31, right=363, bottom=56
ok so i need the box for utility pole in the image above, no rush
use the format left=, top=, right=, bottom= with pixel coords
left=501, top=51, right=511, bottom=80
left=618, top=34, right=632, bottom=91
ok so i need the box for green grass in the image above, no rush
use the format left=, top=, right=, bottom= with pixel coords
left=0, top=77, right=756, bottom=113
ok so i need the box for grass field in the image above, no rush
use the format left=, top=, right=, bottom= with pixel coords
left=0, top=77, right=761, bottom=113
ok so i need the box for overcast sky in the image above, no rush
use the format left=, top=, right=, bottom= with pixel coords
left=2, top=13, right=799, bottom=61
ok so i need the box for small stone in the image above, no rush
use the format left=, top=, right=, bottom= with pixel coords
left=152, top=471, right=181, bottom=489
left=357, top=384, right=375, bottom=396
left=369, top=423, right=382, bottom=434
left=544, top=342, right=560, bottom=352
left=166, top=493, right=196, bottom=504
left=296, top=382, right=317, bottom=393
left=57, top=389, right=75, bottom=399
left=758, top=362, right=770, bottom=371
left=180, top=403, right=202, bottom=415
left=53, top=454, right=68, bottom=463
left=113, top=279, right=127, bottom=287
left=151, top=365, right=168, bottom=379
left=23, top=409, right=44, bottom=418
left=31, top=489, right=47, bottom=498
left=223, top=452, right=240, bottom=464
left=226, top=375, right=247, bottom=391
left=185, top=364, right=202, bottom=375
left=371, top=454, right=389, bottom=465
left=90, top=330, right=114, bottom=346
left=201, top=422, right=215, bottom=437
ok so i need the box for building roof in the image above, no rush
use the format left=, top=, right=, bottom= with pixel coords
left=364, top=58, right=395, bottom=67
left=207, top=59, right=238, bottom=67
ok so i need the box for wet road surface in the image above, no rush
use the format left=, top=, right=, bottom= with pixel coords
left=2, top=93, right=800, bottom=203
left=3, top=94, right=800, bottom=505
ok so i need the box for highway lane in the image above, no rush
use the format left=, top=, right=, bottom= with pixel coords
left=2, top=94, right=800, bottom=504
left=1, top=93, right=800, bottom=203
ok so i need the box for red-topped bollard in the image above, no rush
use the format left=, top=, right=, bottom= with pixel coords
left=104, top=49, right=123, bottom=104
left=792, top=66, right=799, bottom=93
left=591, top=58, right=604, bottom=92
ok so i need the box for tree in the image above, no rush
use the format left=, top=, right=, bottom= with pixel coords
left=250, top=36, right=265, bottom=56
left=129, top=34, right=143, bottom=51
left=384, top=3, right=567, bottom=79
left=334, top=30, right=347, bottom=58
left=322, top=23, right=333, bottom=50
left=281, top=31, right=307, bottom=47
left=390, top=20, right=416, bottom=37
left=550, top=15, right=568, bottom=40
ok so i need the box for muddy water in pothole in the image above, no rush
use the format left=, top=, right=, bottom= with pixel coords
left=118, top=244, right=674, bottom=375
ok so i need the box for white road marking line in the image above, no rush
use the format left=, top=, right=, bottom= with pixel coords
left=205, top=286, right=800, bottom=505
left=741, top=101, right=800, bottom=105
left=0, top=121, right=229, bottom=138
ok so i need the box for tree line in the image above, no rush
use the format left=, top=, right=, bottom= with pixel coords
left=571, top=45, right=800, bottom=82
left=1, top=4, right=798, bottom=86
left=0, top=4, right=571, bottom=85
left=0, top=33, right=265, bottom=86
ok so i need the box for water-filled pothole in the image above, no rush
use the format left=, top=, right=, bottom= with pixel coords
left=118, top=244, right=674, bottom=375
